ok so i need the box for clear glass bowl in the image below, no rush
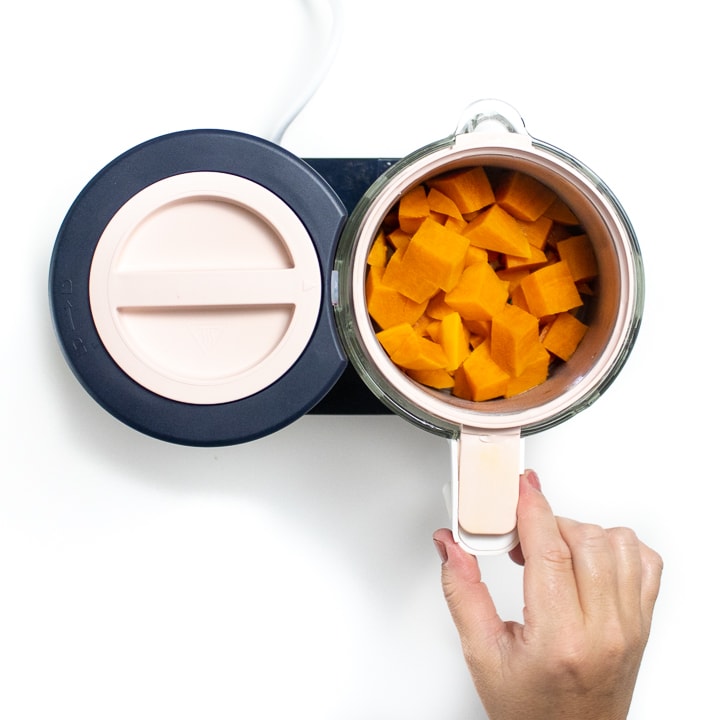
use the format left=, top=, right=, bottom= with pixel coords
left=334, top=100, right=644, bottom=441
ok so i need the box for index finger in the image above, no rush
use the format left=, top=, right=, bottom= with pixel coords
left=517, top=471, right=582, bottom=631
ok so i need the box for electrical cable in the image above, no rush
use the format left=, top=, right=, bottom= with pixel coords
left=268, top=0, right=345, bottom=145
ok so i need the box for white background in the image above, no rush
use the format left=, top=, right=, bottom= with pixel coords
left=2, top=1, right=717, bottom=718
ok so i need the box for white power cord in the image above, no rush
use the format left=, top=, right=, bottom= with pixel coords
left=268, top=0, right=345, bottom=145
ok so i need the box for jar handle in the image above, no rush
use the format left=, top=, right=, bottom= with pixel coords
left=450, top=427, right=523, bottom=555
left=454, top=99, right=529, bottom=140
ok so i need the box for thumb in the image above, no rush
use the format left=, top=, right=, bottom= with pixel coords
left=433, top=529, right=507, bottom=654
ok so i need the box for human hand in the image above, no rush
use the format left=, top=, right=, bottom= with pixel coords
left=433, top=470, right=663, bottom=720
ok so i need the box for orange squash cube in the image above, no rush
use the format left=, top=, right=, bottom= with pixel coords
left=376, top=323, right=448, bottom=371
left=541, top=311, right=589, bottom=361
left=463, top=204, right=532, bottom=258
left=387, top=228, right=411, bottom=251
left=439, top=311, right=471, bottom=371
left=445, top=262, right=509, bottom=321
left=444, top=215, right=468, bottom=234
left=517, top=215, right=554, bottom=249
left=381, top=245, right=438, bottom=303
left=544, top=196, right=579, bottom=225
left=505, top=342, right=551, bottom=397
left=426, top=292, right=455, bottom=320
left=461, top=340, right=510, bottom=401
left=427, top=187, right=464, bottom=220
left=451, top=366, right=473, bottom=401
left=504, top=244, right=548, bottom=271
left=490, top=304, right=540, bottom=377
left=496, top=170, right=557, bottom=222
left=401, top=217, right=470, bottom=293
left=365, top=266, right=429, bottom=330
left=398, top=184, right=430, bottom=233
left=407, top=368, right=455, bottom=390
left=520, top=261, right=583, bottom=318
left=464, top=245, right=489, bottom=267
left=426, top=166, right=495, bottom=214
left=367, top=230, right=388, bottom=268
left=557, top=234, right=599, bottom=282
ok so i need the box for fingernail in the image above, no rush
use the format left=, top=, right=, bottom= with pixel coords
left=433, top=538, right=448, bottom=564
left=524, top=469, right=542, bottom=492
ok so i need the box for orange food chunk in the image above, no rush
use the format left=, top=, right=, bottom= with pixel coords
left=398, top=184, right=430, bottom=233
left=426, top=292, right=455, bottom=320
left=439, top=311, right=471, bottom=371
left=381, top=246, right=437, bottom=303
left=504, top=244, right=548, bottom=271
left=366, top=266, right=429, bottom=329
left=451, top=366, right=473, bottom=401
left=520, top=261, right=583, bottom=318
left=505, top=342, right=551, bottom=397
left=402, top=217, right=470, bottom=292
left=460, top=340, right=511, bottom=402
left=445, top=261, right=509, bottom=321
left=368, top=165, right=598, bottom=402
left=496, top=267, right=531, bottom=293
left=426, top=166, right=495, bottom=214
left=496, top=170, right=557, bottom=222
left=463, top=204, right=532, bottom=258
left=517, top=215, right=554, bottom=249
left=387, top=228, right=411, bottom=251
left=376, top=323, right=448, bottom=371
left=375, top=322, right=416, bottom=357
left=557, top=234, right=599, bottom=282
left=465, top=245, right=489, bottom=267
left=407, top=368, right=455, bottom=390
left=427, top=187, right=464, bottom=220
left=541, top=312, right=589, bottom=361
left=490, top=304, right=540, bottom=377
left=544, top=196, right=579, bottom=225
left=367, top=230, right=388, bottom=268
left=444, top=215, right=468, bottom=234
left=510, top=283, right=530, bottom=313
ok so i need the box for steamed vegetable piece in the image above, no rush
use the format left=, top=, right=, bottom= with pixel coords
left=365, top=165, right=599, bottom=401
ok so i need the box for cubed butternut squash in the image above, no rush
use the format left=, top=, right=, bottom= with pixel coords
left=366, top=266, right=429, bottom=329
left=464, top=245, right=489, bottom=267
left=505, top=342, right=551, bottom=397
left=426, top=166, right=495, bottom=214
left=445, top=261, right=509, bottom=321
left=376, top=323, right=448, bottom=371
left=426, top=292, right=455, bottom=320
left=557, top=234, right=598, bottom=282
left=496, top=170, right=557, bottom=222
left=541, top=311, right=589, bottom=361
left=490, top=304, right=540, bottom=377
left=402, top=217, right=470, bottom=292
left=381, top=245, right=438, bottom=303
left=439, top=311, right=471, bottom=371
left=517, top=215, right=554, bottom=249
left=520, top=261, right=583, bottom=318
left=368, top=165, right=598, bottom=402
left=544, top=196, right=579, bottom=225
left=398, top=184, right=430, bottom=234
left=407, top=368, right=455, bottom=390
left=460, top=340, right=511, bottom=402
left=463, top=204, right=532, bottom=258
left=427, top=187, right=464, bottom=220
left=504, top=244, right=548, bottom=271
left=367, top=230, right=388, bottom=268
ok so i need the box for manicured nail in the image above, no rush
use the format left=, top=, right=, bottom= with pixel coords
left=433, top=538, right=448, bottom=564
left=524, top=469, right=542, bottom=492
